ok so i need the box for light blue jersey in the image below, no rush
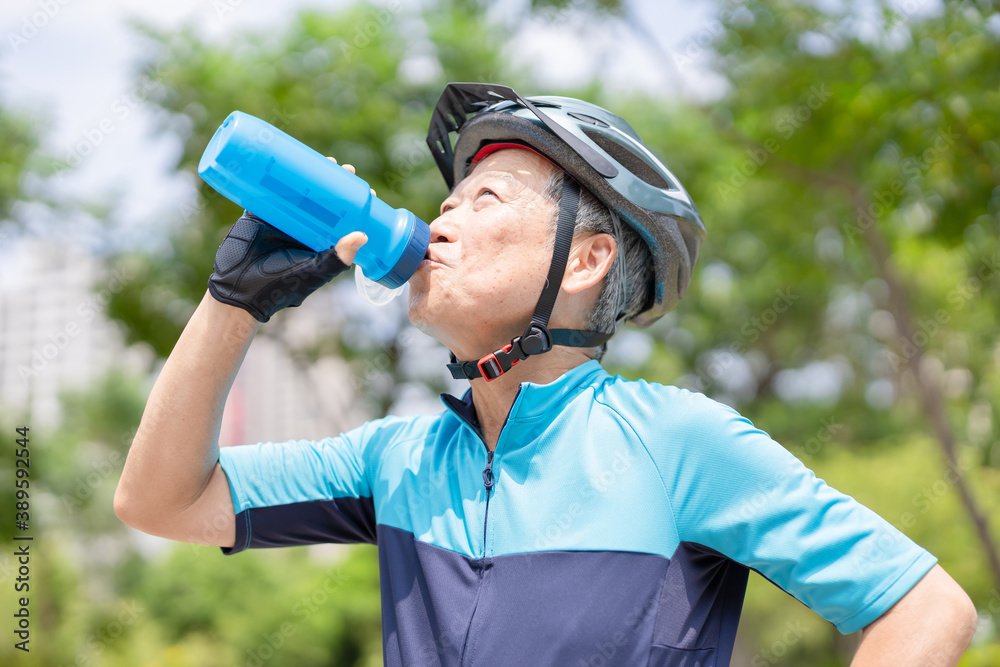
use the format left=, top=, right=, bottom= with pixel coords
left=219, top=360, right=936, bottom=666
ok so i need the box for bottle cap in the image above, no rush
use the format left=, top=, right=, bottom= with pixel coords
left=377, top=214, right=430, bottom=288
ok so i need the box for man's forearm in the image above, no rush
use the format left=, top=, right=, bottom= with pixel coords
left=114, top=291, right=260, bottom=528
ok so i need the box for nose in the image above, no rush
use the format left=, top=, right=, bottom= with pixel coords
left=428, top=213, right=457, bottom=245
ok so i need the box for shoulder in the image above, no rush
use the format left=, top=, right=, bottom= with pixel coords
left=590, top=372, right=792, bottom=480
left=592, top=371, right=749, bottom=438
left=346, top=411, right=452, bottom=451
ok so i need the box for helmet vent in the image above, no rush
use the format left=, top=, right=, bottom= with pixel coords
left=568, top=111, right=609, bottom=128
left=583, top=128, right=672, bottom=191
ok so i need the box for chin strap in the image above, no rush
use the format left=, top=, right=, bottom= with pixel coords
left=447, top=177, right=613, bottom=382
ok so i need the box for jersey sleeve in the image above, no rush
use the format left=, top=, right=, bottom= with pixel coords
left=218, top=420, right=381, bottom=555
left=658, top=390, right=937, bottom=635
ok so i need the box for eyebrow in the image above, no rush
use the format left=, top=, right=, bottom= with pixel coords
left=448, top=169, right=526, bottom=197
left=451, top=170, right=522, bottom=197
left=473, top=170, right=521, bottom=190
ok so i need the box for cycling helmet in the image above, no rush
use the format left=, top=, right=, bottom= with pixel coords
left=426, top=83, right=705, bottom=381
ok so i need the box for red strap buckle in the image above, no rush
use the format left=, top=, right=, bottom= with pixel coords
left=477, top=343, right=518, bottom=382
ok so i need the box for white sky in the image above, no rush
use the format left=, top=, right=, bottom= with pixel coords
left=0, top=0, right=720, bottom=254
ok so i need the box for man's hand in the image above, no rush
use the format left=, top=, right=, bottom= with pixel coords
left=853, top=564, right=977, bottom=666
left=207, top=158, right=369, bottom=322
left=208, top=212, right=360, bottom=322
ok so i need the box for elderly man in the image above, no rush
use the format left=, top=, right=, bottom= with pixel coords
left=115, top=83, right=976, bottom=666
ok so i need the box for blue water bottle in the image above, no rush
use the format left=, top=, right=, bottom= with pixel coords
left=197, top=111, right=430, bottom=290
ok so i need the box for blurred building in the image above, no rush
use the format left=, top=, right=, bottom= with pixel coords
left=0, top=238, right=126, bottom=426
left=0, top=237, right=363, bottom=442
left=218, top=333, right=364, bottom=447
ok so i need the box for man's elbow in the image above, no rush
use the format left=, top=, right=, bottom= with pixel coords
left=917, top=573, right=978, bottom=650
left=920, top=574, right=979, bottom=653
left=945, top=582, right=979, bottom=647
left=114, top=481, right=159, bottom=534
left=113, top=483, right=142, bottom=529
left=857, top=565, right=979, bottom=665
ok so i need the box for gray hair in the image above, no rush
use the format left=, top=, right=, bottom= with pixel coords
left=542, top=170, right=652, bottom=355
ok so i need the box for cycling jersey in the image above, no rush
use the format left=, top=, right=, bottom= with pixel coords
left=218, top=359, right=936, bottom=666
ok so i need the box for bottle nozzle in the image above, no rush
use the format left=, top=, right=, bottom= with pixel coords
left=355, top=264, right=404, bottom=306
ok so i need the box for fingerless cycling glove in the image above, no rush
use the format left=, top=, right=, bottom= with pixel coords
left=208, top=211, right=348, bottom=322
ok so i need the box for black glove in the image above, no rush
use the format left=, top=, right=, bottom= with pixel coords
left=208, top=211, right=348, bottom=322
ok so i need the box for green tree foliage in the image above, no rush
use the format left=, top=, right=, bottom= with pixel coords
left=1, top=371, right=384, bottom=667
left=0, top=97, right=42, bottom=230
left=616, top=0, right=1000, bottom=438
left=0, top=94, right=39, bottom=243
left=591, top=0, right=1000, bottom=663
left=529, top=0, right=623, bottom=13
left=105, top=544, right=382, bottom=667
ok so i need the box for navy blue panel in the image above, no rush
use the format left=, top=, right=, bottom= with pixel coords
left=647, top=646, right=720, bottom=667
left=223, top=496, right=376, bottom=554
left=377, top=526, right=751, bottom=667
left=378, top=525, right=664, bottom=667
left=439, top=390, right=481, bottom=436
left=461, top=548, right=667, bottom=667
left=649, top=542, right=748, bottom=666
left=378, top=524, right=482, bottom=666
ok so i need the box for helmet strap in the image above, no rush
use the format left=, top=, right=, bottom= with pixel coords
left=447, top=177, right=612, bottom=381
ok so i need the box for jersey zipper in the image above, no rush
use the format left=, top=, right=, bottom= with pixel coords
left=478, top=385, right=519, bottom=560
left=454, top=387, right=521, bottom=667
left=448, top=411, right=497, bottom=556
left=481, top=448, right=495, bottom=551
left=449, top=388, right=520, bottom=558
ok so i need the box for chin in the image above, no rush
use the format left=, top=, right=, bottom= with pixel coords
left=408, top=297, right=464, bottom=349
left=406, top=293, right=435, bottom=333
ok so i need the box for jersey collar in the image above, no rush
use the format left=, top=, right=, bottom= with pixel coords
left=440, top=359, right=609, bottom=437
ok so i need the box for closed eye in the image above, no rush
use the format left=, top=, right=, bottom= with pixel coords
left=439, top=188, right=499, bottom=215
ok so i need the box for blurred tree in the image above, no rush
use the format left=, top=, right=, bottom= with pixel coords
left=0, top=100, right=39, bottom=228
left=514, top=0, right=1000, bottom=661
left=0, top=83, right=83, bottom=238
left=588, top=0, right=1000, bottom=662
left=0, top=370, right=150, bottom=666
left=0, top=368, right=385, bottom=667
left=656, top=0, right=1000, bottom=585
left=105, top=543, right=382, bottom=667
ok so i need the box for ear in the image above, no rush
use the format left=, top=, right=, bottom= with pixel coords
left=561, top=232, right=617, bottom=295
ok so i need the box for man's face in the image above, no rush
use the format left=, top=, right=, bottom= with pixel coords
left=407, top=148, right=559, bottom=356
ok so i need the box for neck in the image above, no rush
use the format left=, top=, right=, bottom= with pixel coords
left=466, top=345, right=594, bottom=451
